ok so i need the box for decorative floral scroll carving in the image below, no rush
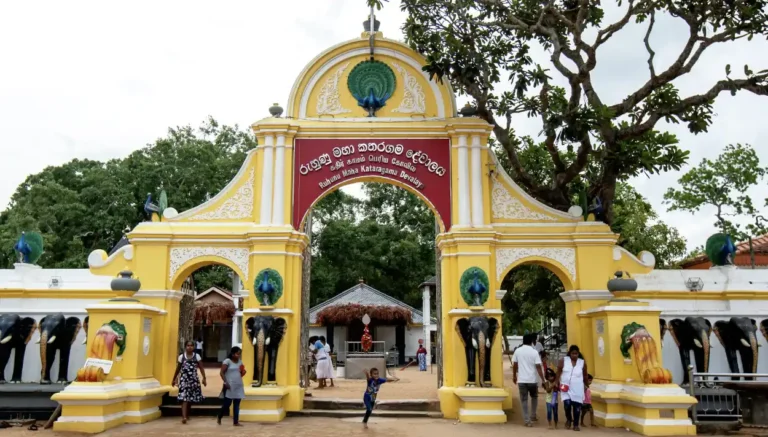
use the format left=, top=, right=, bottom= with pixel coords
left=169, top=247, right=249, bottom=283
left=495, top=247, right=576, bottom=281
left=190, top=168, right=255, bottom=220
left=491, top=178, right=555, bottom=221
left=316, top=63, right=352, bottom=116
left=391, top=62, right=426, bottom=114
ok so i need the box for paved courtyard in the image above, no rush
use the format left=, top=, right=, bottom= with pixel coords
left=4, top=416, right=625, bottom=437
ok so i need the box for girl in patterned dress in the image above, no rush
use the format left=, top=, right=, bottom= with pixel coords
left=173, top=340, right=207, bottom=424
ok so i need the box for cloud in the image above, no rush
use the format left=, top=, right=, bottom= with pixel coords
left=0, top=1, right=765, bottom=251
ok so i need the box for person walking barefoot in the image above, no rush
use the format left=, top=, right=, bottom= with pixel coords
left=172, top=340, right=206, bottom=424
left=362, top=368, right=399, bottom=429
left=217, top=346, right=246, bottom=427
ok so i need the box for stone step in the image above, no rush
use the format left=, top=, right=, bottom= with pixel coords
left=160, top=405, right=221, bottom=417
left=303, top=398, right=440, bottom=412
left=290, top=409, right=443, bottom=419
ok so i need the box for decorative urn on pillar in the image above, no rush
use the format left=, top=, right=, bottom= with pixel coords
left=607, top=271, right=638, bottom=293
left=363, top=15, right=380, bottom=32
left=110, top=270, right=141, bottom=300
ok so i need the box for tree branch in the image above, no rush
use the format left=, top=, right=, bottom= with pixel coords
left=643, top=10, right=657, bottom=78
left=618, top=75, right=768, bottom=140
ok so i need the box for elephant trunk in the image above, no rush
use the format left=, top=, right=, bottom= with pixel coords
left=477, top=331, right=486, bottom=386
left=254, top=330, right=266, bottom=387
left=749, top=333, right=758, bottom=374
left=40, top=331, right=48, bottom=382
left=697, top=330, right=710, bottom=373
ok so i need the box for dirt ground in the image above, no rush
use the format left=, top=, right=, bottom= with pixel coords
left=1, top=364, right=627, bottom=436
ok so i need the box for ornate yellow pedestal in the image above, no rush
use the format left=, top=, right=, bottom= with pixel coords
left=439, top=305, right=509, bottom=423
left=580, top=300, right=696, bottom=436
left=238, top=305, right=303, bottom=421
left=52, top=300, right=169, bottom=433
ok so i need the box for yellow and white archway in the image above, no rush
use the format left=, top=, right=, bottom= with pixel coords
left=55, top=27, right=694, bottom=436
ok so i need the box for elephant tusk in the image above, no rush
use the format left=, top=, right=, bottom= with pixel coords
left=486, top=338, right=490, bottom=349
left=694, top=339, right=703, bottom=348
left=36, top=338, right=41, bottom=344
left=0, top=335, right=11, bottom=345
left=252, top=337, right=258, bottom=346
left=47, top=335, right=57, bottom=344
left=740, top=338, right=750, bottom=348
left=472, top=338, right=478, bottom=350
left=266, top=337, right=270, bottom=346
left=82, top=337, right=88, bottom=345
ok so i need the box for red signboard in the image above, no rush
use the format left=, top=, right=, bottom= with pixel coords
left=292, top=138, right=452, bottom=230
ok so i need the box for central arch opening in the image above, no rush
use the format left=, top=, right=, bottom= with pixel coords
left=302, top=180, right=442, bottom=402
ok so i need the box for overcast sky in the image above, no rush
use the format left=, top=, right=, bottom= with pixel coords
left=1, top=1, right=766, bottom=252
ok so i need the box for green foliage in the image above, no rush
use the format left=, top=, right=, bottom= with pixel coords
left=192, top=265, right=235, bottom=293
left=394, top=0, right=768, bottom=223
left=0, top=117, right=254, bottom=275
left=459, top=267, right=489, bottom=307
left=254, top=268, right=284, bottom=306
left=664, top=143, right=767, bottom=240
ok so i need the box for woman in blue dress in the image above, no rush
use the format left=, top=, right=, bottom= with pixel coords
left=217, top=346, right=245, bottom=426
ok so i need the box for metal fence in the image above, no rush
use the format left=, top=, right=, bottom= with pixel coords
left=340, top=341, right=387, bottom=362
left=687, top=366, right=768, bottom=424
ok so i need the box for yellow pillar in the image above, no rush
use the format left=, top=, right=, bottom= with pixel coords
left=437, top=230, right=509, bottom=423
left=52, top=299, right=169, bottom=433
left=580, top=299, right=696, bottom=436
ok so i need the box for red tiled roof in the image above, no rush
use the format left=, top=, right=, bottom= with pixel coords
left=681, top=233, right=768, bottom=267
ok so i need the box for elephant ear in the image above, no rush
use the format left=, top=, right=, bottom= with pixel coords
left=455, top=318, right=471, bottom=348
left=245, top=317, right=256, bottom=337
left=65, top=317, right=82, bottom=345
left=668, top=319, right=683, bottom=348
left=713, top=321, right=727, bottom=347
left=271, top=318, right=288, bottom=346
left=20, top=317, right=37, bottom=344
left=487, top=318, right=500, bottom=346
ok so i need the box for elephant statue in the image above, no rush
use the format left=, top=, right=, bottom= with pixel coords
left=668, top=317, right=712, bottom=384
left=455, top=316, right=499, bottom=387
left=82, top=316, right=89, bottom=345
left=38, top=314, right=81, bottom=384
left=620, top=322, right=672, bottom=384
left=760, top=319, right=768, bottom=344
left=714, top=317, right=759, bottom=380
left=0, top=314, right=37, bottom=383
left=88, top=320, right=127, bottom=360
left=245, top=316, right=287, bottom=387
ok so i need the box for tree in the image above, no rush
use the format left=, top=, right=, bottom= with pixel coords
left=370, top=0, right=768, bottom=224
left=0, top=117, right=254, bottom=283
left=664, top=143, right=767, bottom=266
left=493, top=139, right=686, bottom=330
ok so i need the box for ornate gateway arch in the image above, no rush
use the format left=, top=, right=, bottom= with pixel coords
left=53, top=26, right=694, bottom=436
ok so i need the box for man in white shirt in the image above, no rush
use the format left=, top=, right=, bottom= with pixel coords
left=513, top=333, right=545, bottom=427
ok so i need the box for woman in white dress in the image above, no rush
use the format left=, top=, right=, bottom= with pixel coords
left=314, top=339, right=333, bottom=389
left=556, top=345, right=589, bottom=431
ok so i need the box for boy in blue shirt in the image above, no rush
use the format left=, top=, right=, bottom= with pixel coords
left=362, top=368, right=399, bottom=428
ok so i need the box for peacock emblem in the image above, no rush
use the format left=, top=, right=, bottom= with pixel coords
left=459, top=267, right=490, bottom=307
left=14, top=232, right=44, bottom=265
left=578, top=186, right=605, bottom=222
left=254, top=268, right=283, bottom=307
left=468, top=270, right=487, bottom=307
left=705, top=233, right=737, bottom=266
left=347, top=60, right=396, bottom=117
left=143, top=189, right=168, bottom=221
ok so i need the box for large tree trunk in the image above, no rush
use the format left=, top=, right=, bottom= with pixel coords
left=178, top=278, right=195, bottom=354
left=435, top=218, right=443, bottom=388
left=299, top=213, right=313, bottom=388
